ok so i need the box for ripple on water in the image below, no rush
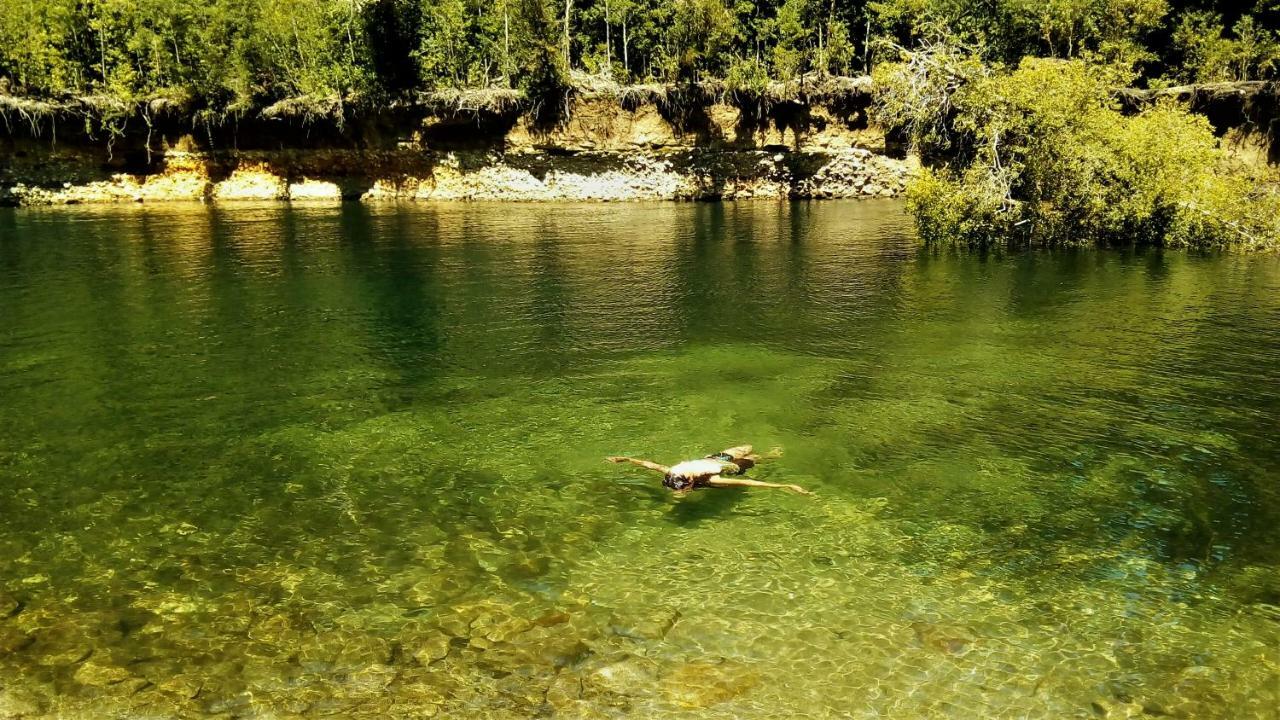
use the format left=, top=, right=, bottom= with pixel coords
left=0, top=201, right=1278, bottom=718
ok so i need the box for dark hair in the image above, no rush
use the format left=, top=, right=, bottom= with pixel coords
left=663, top=473, right=692, bottom=491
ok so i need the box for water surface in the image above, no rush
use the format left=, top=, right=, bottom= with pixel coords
left=0, top=201, right=1278, bottom=719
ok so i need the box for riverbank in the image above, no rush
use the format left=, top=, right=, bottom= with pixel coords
left=0, top=79, right=915, bottom=205
left=4, top=77, right=1277, bottom=207
left=0, top=147, right=914, bottom=204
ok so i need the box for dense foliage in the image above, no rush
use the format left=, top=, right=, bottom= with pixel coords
left=3, top=0, right=1279, bottom=248
left=876, top=51, right=1280, bottom=249
left=2, top=0, right=1280, bottom=110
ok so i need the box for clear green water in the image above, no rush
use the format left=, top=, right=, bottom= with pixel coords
left=0, top=201, right=1278, bottom=719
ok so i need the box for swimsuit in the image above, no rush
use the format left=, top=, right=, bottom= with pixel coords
left=708, top=452, right=754, bottom=474
left=663, top=453, right=754, bottom=490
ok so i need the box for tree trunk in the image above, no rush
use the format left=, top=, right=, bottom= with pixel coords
left=564, top=0, right=573, bottom=68
left=818, top=23, right=825, bottom=76
left=605, top=0, right=612, bottom=74
left=863, top=18, right=870, bottom=72
left=623, top=15, right=629, bottom=76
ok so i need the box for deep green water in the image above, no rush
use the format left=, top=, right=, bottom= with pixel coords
left=0, top=201, right=1278, bottom=719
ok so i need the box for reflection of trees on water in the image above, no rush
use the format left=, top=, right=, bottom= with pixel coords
left=338, top=202, right=445, bottom=398
left=1, top=203, right=1278, bottom=719
left=664, top=201, right=917, bottom=352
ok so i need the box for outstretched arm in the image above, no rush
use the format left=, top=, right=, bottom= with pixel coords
left=706, top=476, right=812, bottom=495
left=606, top=456, right=670, bottom=474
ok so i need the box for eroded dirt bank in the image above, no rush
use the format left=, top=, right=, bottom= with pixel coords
left=0, top=91, right=915, bottom=205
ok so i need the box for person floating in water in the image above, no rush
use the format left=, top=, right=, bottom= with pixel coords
left=606, top=445, right=812, bottom=496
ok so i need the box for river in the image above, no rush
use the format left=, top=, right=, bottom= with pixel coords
left=0, top=200, right=1277, bottom=718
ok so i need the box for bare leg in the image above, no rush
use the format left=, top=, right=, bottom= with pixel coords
left=718, top=445, right=784, bottom=465
left=716, top=445, right=754, bottom=460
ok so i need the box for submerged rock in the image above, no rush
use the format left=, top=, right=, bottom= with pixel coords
left=1090, top=697, right=1149, bottom=718
left=155, top=674, right=203, bottom=700
left=0, top=591, right=19, bottom=618
left=912, top=621, right=976, bottom=655
left=546, top=670, right=583, bottom=711
left=533, top=611, right=571, bottom=628
left=480, top=617, right=532, bottom=644
left=296, top=633, right=392, bottom=674
left=399, top=676, right=450, bottom=702
left=412, top=635, right=452, bottom=665
left=435, top=615, right=470, bottom=638
left=346, top=663, right=398, bottom=692
left=73, top=660, right=134, bottom=687
left=608, top=607, right=680, bottom=641
left=0, top=625, right=34, bottom=655
left=0, top=689, right=42, bottom=717
left=660, top=660, right=760, bottom=709
left=501, top=552, right=552, bottom=580
left=202, top=690, right=254, bottom=714
left=31, top=632, right=93, bottom=667
left=584, top=655, right=659, bottom=697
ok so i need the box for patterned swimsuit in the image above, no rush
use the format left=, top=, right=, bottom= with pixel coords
left=662, top=453, right=755, bottom=490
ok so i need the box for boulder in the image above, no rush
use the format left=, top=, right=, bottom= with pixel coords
left=74, top=660, right=133, bottom=687
left=413, top=634, right=451, bottom=665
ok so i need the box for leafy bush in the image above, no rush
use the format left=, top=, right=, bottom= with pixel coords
left=1172, top=11, right=1280, bottom=83
left=998, top=0, right=1166, bottom=62
left=878, top=50, right=1280, bottom=249
left=868, top=0, right=1167, bottom=68
left=724, top=56, right=771, bottom=95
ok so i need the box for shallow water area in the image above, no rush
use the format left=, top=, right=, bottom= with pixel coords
left=0, top=200, right=1278, bottom=719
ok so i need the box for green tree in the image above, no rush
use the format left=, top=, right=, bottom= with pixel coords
left=1173, top=10, right=1280, bottom=81
left=878, top=47, right=1279, bottom=248
left=514, top=0, right=569, bottom=96
left=364, top=0, right=423, bottom=93
left=667, top=0, right=738, bottom=80
left=418, top=0, right=472, bottom=87
left=0, top=0, right=84, bottom=95
left=247, top=0, right=373, bottom=99
left=1000, top=0, right=1166, bottom=65
left=768, top=0, right=857, bottom=78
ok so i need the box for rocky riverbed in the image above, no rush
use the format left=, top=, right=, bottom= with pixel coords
left=3, top=201, right=1278, bottom=720
left=1, top=491, right=1275, bottom=720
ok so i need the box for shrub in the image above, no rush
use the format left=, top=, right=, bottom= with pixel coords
left=724, top=56, right=771, bottom=96
left=1172, top=11, right=1280, bottom=83
left=878, top=49, right=1280, bottom=249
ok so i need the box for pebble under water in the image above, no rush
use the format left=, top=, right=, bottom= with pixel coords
left=0, top=200, right=1278, bottom=719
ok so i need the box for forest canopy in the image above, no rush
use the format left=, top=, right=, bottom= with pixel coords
left=2, top=0, right=1280, bottom=112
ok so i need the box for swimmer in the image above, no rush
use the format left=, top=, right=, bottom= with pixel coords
left=606, top=445, right=812, bottom=496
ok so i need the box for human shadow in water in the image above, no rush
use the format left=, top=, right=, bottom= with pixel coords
left=666, top=488, right=751, bottom=527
